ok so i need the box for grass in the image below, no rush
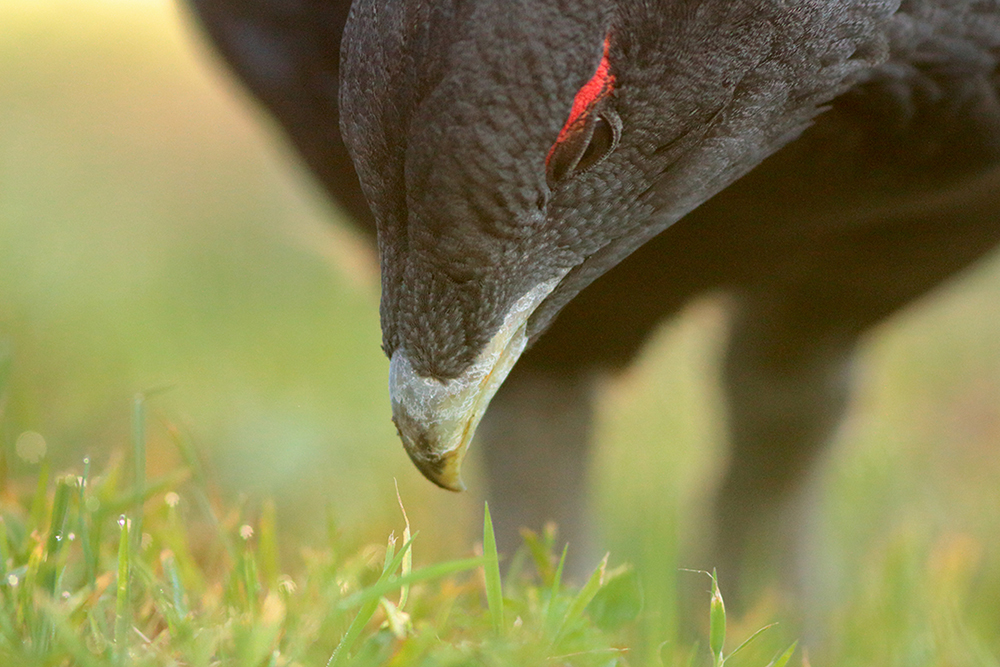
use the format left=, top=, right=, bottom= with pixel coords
left=6, top=388, right=995, bottom=666
left=0, top=394, right=799, bottom=666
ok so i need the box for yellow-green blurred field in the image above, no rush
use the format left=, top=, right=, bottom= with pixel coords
left=4, top=1, right=1000, bottom=663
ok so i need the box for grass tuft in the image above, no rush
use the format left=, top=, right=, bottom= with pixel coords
left=0, top=401, right=798, bottom=667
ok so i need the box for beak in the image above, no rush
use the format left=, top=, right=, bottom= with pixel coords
left=389, top=273, right=566, bottom=491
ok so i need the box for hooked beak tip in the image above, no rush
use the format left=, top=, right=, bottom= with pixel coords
left=393, top=412, right=468, bottom=492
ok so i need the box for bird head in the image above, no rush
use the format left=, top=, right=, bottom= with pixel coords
left=339, top=0, right=891, bottom=490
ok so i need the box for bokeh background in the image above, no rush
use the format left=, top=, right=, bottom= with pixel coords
left=4, top=0, right=1000, bottom=659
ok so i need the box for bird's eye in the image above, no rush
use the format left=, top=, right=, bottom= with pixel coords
left=546, top=111, right=621, bottom=187
left=577, top=114, right=618, bottom=172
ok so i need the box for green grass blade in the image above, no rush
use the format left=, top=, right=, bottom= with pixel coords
left=551, top=543, right=567, bottom=597
left=552, top=553, right=608, bottom=646
left=45, top=475, right=75, bottom=555
left=30, top=460, right=50, bottom=532
left=544, top=544, right=569, bottom=635
left=383, top=533, right=396, bottom=576
left=337, top=556, right=485, bottom=609
left=131, top=393, right=145, bottom=554
left=327, top=589, right=381, bottom=667
left=327, top=534, right=417, bottom=667
left=242, top=539, right=261, bottom=616
left=42, top=474, right=76, bottom=594
left=395, top=481, right=412, bottom=609
left=725, top=622, right=778, bottom=663
left=114, top=515, right=131, bottom=667
left=709, top=569, right=725, bottom=666
left=483, top=502, right=505, bottom=635
left=78, top=457, right=96, bottom=586
left=766, top=641, right=798, bottom=667
left=521, top=528, right=555, bottom=585
left=160, top=549, right=188, bottom=619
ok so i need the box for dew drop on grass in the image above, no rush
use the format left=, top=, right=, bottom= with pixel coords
left=240, top=524, right=254, bottom=540
left=6, top=574, right=18, bottom=587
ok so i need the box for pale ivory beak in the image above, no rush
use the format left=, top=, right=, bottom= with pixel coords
left=389, top=273, right=566, bottom=491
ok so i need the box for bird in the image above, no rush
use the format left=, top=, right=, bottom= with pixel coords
left=186, top=0, right=1000, bottom=594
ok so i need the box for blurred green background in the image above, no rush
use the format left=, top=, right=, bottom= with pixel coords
left=0, top=0, right=443, bottom=536
left=4, top=0, right=1000, bottom=658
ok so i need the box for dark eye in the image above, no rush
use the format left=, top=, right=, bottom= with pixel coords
left=546, top=111, right=621, bottom=188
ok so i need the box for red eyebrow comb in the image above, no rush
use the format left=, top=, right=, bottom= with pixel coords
left=553, top=36, right=615, bottom=148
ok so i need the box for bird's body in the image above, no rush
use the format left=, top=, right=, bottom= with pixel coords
left=188, top=0, right=1000, bottom=592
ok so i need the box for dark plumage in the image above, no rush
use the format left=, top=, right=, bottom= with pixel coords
left=187, top=0, right=1000, bottom=591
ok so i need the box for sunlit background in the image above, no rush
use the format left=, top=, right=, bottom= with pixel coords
left=4, top=0, right=1000, bottom=658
